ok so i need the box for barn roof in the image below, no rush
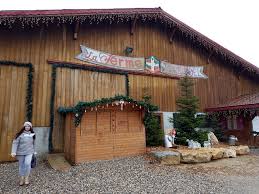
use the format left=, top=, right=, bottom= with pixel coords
left=0, top=8, right=259, bottom=79
left=206, top=92, right=259, bottom=112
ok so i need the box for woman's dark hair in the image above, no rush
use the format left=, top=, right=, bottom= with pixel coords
left=15, top=126, right=36, bottom=140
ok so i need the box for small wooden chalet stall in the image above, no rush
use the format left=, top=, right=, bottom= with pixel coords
left=59, top=96, right=152, bottom=164
left=206, top=92, right=259, bottom=145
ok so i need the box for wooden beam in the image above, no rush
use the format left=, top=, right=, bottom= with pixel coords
left=39, top=25, right=45, bottom=40
left=73, top=21, right=80, bottom=40
left=47, top=59, right=180, bottom=80
left=130, top=17, right=137, bottom=35
left=207, top=50, right=214, bottom=64
left=62, top=24, right=67, bottom=58
left=236, top=67, right=246, bottom=80
left=169, top=28, right=176, bottom=44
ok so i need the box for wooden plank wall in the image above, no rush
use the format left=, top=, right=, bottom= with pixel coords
left=53, top=68, right=126, bottom=151
left=75, top=111, right=114, bottom=163
left=0, top=65, right=28, bottom=161
left=195, top=60, right=259, bottom=110
left=0, top=21, right=258, bottom=128
left=113, top=111, right=145, bottom=158
left=128, top=74, right=178, bottom=111
left=0, top=27, right=55, bottom=127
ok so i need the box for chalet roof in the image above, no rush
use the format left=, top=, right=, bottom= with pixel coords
left=58, top=95, right=158, bottom=114
left=206, top=92, right=259, bottom=112
left=0, top=8, right=259, bottom=79
left=57, top=95, right=158, bottom=127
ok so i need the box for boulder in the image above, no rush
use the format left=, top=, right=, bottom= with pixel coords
left=150, top=151, right=180, bottom=165
left=208, top=132, right=219, bottom=145
left=178, top=149, right=212, bottom=163
left=230, top=145, right=250, bottom=155
left=209, top=148, right=224, bottom=160
left=222, top=148, right=236, bottom=158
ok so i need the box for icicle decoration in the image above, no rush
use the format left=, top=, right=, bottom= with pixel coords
left=119, top=99, right=125, bottom=111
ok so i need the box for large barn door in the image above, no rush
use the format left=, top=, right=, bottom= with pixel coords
left=0, top=65, right=28, bottom=161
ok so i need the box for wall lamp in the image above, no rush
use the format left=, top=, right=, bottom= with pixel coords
left=125, top=46, right=133, bottom=55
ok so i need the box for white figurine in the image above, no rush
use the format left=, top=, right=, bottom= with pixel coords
left=164, top=129, right=175, bottom=148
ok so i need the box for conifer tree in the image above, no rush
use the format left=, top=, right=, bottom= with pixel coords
left=171, top=76, right=204, bottom=144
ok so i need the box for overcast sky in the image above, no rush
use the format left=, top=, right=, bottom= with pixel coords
left=1, top=0, right=259, bottom=68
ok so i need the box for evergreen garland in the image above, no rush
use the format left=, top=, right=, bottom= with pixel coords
left=49, top=65, right=57, bottom=152
left=26, top=64, right=33, bottom=121
left=0, top=61, right=33, bottom=121
left=52, top=62, right=129, bottom=76
left=58, top=95, right=158, bottom=127
left=125, top=74, right=129, bottom=96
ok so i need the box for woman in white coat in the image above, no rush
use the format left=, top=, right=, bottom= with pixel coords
left=11, top=121, right=36, bottom=186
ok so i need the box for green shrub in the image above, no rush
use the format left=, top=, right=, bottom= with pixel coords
left=144, top=113, right=164, bottom=146
left=142, top=94, right=164, bottom=146
left=175, top=136, right=188, bottom=145
left=195, top=130, right=209, bottom=144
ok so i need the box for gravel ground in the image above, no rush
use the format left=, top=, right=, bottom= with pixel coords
left=1, top=150, right=259, bottom=194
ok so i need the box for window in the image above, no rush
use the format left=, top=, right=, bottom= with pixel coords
left=252, top=116, right=259, bottom=132
left=226, top=115, right=243, bottom=130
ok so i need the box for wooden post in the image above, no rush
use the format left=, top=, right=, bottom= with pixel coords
left=207, top=50, right=214, bottom=64
left=73, top=21, right=80, bottom=40
left=62, top=24, right=67, bottom=58
left=130, top=17, right=137, bottom=35
left=169, top=28, right=176, bottom=44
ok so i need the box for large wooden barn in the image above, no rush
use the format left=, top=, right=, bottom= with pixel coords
left=0, top=8, right=259, bottom=162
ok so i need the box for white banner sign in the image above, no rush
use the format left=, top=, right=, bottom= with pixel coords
left=161, top=61, right=208, bottom=78
left=76, top=45, right=145, bottom=70
left=75, top=45, right=208, bottom=78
